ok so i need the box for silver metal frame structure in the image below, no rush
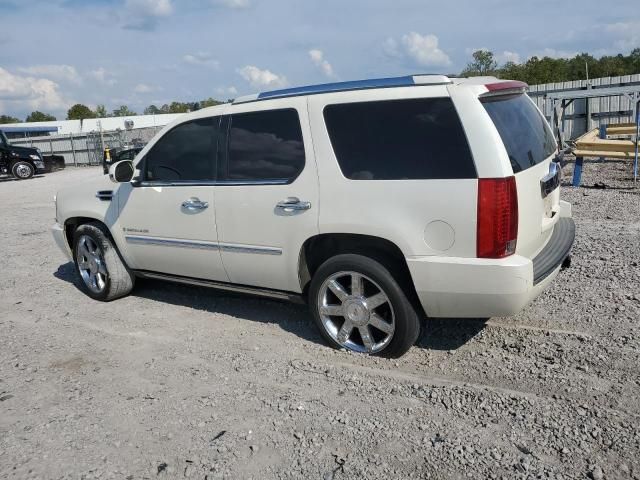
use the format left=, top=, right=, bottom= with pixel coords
left=546, top=85, right=640, bottom=184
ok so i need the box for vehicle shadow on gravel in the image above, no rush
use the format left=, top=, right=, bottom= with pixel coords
left=417, top=317, right=487, bottom=351
left=53, top=262, right=324, bottom=345
left=0, top=175, right=45, bottom=183
left=54, top=262, right=485, bottom=351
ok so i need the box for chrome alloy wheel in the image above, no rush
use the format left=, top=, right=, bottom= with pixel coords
left=76, top=235, right=108, bottom=294
left=15, top=164, right=32, bottom=178
left=317, top=271, right=395, bottom=354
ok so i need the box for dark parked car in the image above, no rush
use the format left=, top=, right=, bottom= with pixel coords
left=42, top=155, right=66, bottom=173
left=0, top=129, right=46, bottom=180
left=103, top=146, right=144, bottom=174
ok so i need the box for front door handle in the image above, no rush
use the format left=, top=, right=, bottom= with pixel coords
left=276, top=197, right=311, bottom=212
left=182, top=197, right=209, bottom=211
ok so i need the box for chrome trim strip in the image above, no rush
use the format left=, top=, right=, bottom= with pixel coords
left=125, top=235, right=282, bottom=255
left=219, top=243, right=283, bottom=256
left=134, top=270, right=304, bottom=304
left=125, top=235, right=219, bottom=250
left=136, top=179, right=289, bottom=187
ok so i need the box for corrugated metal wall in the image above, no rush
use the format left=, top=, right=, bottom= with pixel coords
left=529, top=74, right=640, bottom=140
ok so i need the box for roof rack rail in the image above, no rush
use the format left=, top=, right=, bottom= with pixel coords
left=233, top=74, right=452, bottom=104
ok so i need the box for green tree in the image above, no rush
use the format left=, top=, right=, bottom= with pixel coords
left=478, top=48, right=640, bottom=85
left=461, top=50, right=498, bottom=77
left=112, top=105, right=137, bottom=117
left=67, top=104, right=96, bottom=120
left=168, top=102, right=190, bottom=113
left=144, top=104, right=161, bottom=115
left=200, top=97, right=222, bottom=108
left=0, top=115, right=21, bottom=124
left=25, top=111, right=56, bottom=122
left=95, top=105, right=108, bottom=118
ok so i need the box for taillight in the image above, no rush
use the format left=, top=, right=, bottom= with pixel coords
left=477, top=176, right=518, bottom=258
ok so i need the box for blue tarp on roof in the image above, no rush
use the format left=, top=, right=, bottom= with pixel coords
left=0, top=126, right=59, bottom=133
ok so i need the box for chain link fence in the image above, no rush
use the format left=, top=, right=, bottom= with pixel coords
left=10, top=126, right=162, bottom=166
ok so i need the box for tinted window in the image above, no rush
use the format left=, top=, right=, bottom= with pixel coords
left=224, top=109, right=305, bottom=182
left=145, top=117, right=218, bottom=182
left=482, top=94, right=556, bottom=173
left=323, top=98, right=475, bottom=180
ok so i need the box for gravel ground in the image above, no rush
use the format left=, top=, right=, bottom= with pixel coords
left=0, top=161, right=639, bottom=480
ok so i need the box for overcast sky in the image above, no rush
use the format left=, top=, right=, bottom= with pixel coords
left=1, top=0, right=639, bottom=119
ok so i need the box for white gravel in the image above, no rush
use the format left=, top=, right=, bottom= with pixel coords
left=0, top=162, right=639, bottom=479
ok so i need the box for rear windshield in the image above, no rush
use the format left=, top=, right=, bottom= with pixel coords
left=482, top=94, right=556, bottom=173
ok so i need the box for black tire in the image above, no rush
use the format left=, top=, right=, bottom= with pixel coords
left=73, top=222, right=134, bottom=301
left=309, top=254, right=420, bottom=358
left=11, top=161, right=34, bottom=180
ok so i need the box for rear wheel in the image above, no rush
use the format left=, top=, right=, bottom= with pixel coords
left=73, top=222, right=134, bottom=301
left=309, top=254, right=420, bottom=358
left=11, top=161, right=34, bottom=180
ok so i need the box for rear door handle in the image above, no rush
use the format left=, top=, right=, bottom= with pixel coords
left=276, top=197, right=311, bottom=212
left=182, top=197, right=209, bottom=211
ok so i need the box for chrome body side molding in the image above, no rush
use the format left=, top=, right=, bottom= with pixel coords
left=125, top=235, right=219, bottom=250
left=219, top=243, right=282, bottom=255
left=124, top=235, right=283, bottom=255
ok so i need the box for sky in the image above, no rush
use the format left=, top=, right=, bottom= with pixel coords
left=0, top=0, right=639, bottom=119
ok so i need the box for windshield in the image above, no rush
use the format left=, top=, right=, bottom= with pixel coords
left=481, top=93, right=557, bottom=173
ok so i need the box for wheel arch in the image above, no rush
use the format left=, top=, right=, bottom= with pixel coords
left=298, top=233, right=422, bottom=312
left=64, top=217, right=110, bottom=252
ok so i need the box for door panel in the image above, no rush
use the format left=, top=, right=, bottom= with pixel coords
left=214, top=98, right=319, bottom=292
left=115, top=183, right=227, bottom=281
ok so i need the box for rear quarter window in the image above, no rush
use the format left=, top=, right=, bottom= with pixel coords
left=481, top=94, right=556, bottom=173
left=323, top=98, right=476, bottom=180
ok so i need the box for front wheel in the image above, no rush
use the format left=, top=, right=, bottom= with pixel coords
left=11, top=161, right=34, bottom=180
left=73, top=222, right=134, bottom=301
left=309, top=254, right=420, bottom=358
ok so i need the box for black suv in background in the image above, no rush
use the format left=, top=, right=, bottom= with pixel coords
left=0, top=130, right=46, bottom=180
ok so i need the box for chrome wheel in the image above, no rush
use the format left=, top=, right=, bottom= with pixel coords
left=317, top=271, right=395, bottom=354
left=76, top=235, right=108, bottom=294
left=14, top=164, right=33, bottom=178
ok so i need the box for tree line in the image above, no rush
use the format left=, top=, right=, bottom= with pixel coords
left=2, top=49, right=639, bottom=124
left=461, top=48, right=640, bottom=85
left=0, top=98, right=224, bottom=124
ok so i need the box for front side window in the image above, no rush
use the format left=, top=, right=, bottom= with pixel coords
left=223, top=109, right=305, bottom=182
left=323, top=98, right=476, bottom=180
left=144, top=117, right=219, bottom=182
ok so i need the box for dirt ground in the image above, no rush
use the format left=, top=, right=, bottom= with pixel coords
left=1, top=161, right=639, bottom=480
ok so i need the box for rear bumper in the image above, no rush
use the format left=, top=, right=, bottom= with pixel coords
left=52, top=222, right=73, bottom=262
left=533, top=217, right=575, bottom=284
left=407, top=218, right=575, bottom=318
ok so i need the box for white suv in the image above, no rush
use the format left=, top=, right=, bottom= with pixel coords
left=52, top=75, right=575, bottom=358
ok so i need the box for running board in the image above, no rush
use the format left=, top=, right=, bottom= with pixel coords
left=134, top=270, right=305, bottom=304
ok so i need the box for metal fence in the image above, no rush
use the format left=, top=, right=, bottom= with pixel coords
left=10, top=126, right=162, bottom=166
left=529, top=74, right=640, bottom=140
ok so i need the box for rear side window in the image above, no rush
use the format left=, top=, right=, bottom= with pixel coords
left=144, top=117, right=219, bottom=182
left=223, top=109, right=305, bottom=183
left=481, top=94, right=556, bottom=173
left=323, top=98, right=476, bottom=180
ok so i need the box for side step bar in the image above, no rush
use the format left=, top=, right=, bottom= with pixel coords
left=134, top=270, right=306, bottom=304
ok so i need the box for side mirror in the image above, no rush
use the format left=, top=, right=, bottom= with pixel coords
left=109, top=160, right=134, bottom=183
